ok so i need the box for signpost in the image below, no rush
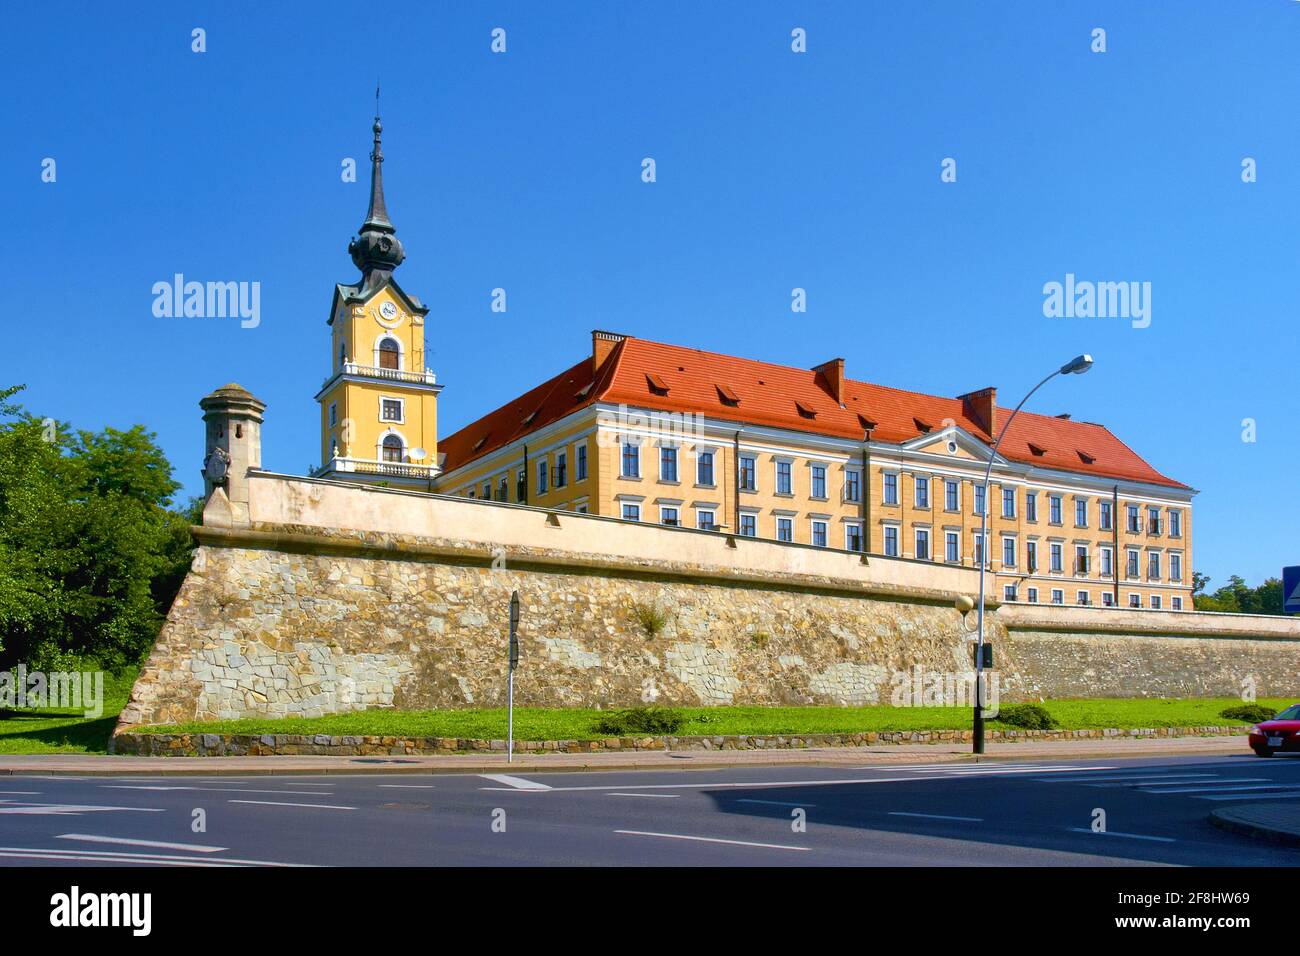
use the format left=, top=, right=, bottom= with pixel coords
left=1284, top=567, right=1300, bottom=615
left=507, top=591, right=520, bottom=763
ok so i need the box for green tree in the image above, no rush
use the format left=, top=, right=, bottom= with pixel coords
left=0, top=385, right=193, bottom=672
left=1193, top=572, right=1290, bottom=615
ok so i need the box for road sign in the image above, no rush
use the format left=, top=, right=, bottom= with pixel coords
left=1284, top=567, right=1300, bottom=614
left=507, top=590, right=520, bottom=763
left=508, top=591, right=520, bottom=669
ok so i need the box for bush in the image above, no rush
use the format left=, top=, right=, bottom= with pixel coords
left=1220, top=704, right=1277, bottom=724
left=592, top=707, right=685, bottom=736
left=993, top=703, right=1057, bottom=730
left=630, top=602, right=668, bottom=639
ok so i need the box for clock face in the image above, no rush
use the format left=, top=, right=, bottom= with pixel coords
left=379, top=301, right=398, bottom=320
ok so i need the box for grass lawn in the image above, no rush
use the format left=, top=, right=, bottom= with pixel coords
left=0, top=666, right=137, bottom=755
left=135, top=697, right=1294, bottom=743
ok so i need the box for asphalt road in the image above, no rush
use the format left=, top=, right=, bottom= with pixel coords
left=2, top=753, right=1299, bottom=866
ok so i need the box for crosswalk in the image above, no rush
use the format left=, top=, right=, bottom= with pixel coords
left=1030, top=765, right=1300, bottom=802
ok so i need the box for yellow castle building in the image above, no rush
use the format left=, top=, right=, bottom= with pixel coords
left=313, top=115, right=1197, bottom=612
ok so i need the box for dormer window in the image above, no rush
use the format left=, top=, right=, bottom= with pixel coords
left=795, top=400, right=817, bottom=419
left=646, top=373, right=670, bottom=395
left=1028, top=442, right=1047, bottom=456
left=913, top=417, right=932, bottom=433
left=378, top=337, right=400, bottom=370
left=716, top=384, right=740, bottom=406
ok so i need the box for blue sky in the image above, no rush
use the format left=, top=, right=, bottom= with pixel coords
left=4, top=1, right=1297, bottom=589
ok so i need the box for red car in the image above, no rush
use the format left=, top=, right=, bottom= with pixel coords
left=1249, top=704, right=1300, bottom=757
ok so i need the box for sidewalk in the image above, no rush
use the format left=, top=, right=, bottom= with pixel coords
left=0, top=734, right=1244, bottom=776
left=1210, top=804, right=1300, bottom=848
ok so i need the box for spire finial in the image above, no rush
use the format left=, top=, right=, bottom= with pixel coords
left=348, top=87, right=404, bottom=279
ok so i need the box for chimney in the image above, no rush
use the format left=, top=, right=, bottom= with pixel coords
left=812, top=357, right=846, bottom=405
left=592, top=330, right=626, bottom=376
left=958, top=386, right=997, bottom=437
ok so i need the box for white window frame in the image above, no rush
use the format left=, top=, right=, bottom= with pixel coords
left=378, top=395, right=405, bottom=424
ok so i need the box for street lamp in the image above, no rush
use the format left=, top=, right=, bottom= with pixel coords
left=972, top=354, right=1092, bottom=754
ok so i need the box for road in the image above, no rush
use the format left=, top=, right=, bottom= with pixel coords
left=2, top=753, right=1298, bottom=866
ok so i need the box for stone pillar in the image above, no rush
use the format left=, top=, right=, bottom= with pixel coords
left=199, top=384, right=266, bottom=517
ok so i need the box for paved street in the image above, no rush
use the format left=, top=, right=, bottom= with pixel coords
left=2, top=753, right=1298, bottom=866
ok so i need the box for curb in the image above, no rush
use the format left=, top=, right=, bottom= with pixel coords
left=1208, top=808, right=1300, bottom=849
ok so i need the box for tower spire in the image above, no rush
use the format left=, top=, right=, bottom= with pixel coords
left=348, top=86, right=405, bottom=280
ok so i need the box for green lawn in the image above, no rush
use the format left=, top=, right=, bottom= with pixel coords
left=0, top=666, right=137, bottom=754
left=134, top=697, right=1293, bottom=744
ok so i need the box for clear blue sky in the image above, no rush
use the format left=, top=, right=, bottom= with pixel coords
left=4, top=2, right=1297, bottom=589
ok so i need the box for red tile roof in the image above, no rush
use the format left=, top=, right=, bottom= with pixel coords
left=438, top=334, right=1189, bottom=490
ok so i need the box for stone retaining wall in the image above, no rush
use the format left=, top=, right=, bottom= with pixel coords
left=111, top=725, right=1251, bottom=757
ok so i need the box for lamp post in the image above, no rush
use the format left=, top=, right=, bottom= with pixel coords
left=973, top=354, right=1093, bottom=754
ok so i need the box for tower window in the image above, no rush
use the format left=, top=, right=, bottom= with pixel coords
left=339, top=342, right=347, bottom=368
left=381, top=434, right=403, bottom=462
left=378, top=338, right=400, bottom=370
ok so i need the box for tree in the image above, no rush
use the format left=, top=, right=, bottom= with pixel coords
left=1193, top=572, right=1290, bottom=615
left=0, top=385, right=193, bottom=672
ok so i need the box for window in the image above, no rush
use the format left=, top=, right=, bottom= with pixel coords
left=574, top=503, right=589, bottom=514
left=1077, top=590, right=1090, bottom=606
left=945, top=531, right=959, bottom=563
left=1001, top=487, right=1015, bottom=518
left=812, top=520, right=829, bottom=548
left=914, top=528, right=929, bottom=559
left=777, top=517, right=793, bottom=542
left=380, top=398, right=403, bottom=423
left=945, top=480, right=959, bottom=512
left=883, top=472, right=899, bottom=505
left=973, top=484, right=986, bottom=516
left=1099, top=501, right=1112, bottom=531
left=1100, top=547, right=1113, bottom=577
left=381, top=434, right=402, bottom=462
left=1026, top=492, right=1038, bottom=522
left=1102, top=592, right=1115, bottom=607
left=973, top=533, right=986, bottom=567
left=844, top=469, right=862, bottom=503
left=497, top=476, right=508, bottom=501
left=1075, top=499, right=1088, bottom=527
left=554, top=451, right=567, bottom=488
left=576, top=444, right=588, bottom=481
left=1148, top=506, right=1161, bottom=534
left=1049, top=495, right=1062, bottom=524
left=1172, top=597, right=1183, bottom=611
left=739, top=455, right=756, bottom=491
left=1169, top=552, right=1182, bottom=582
left=1002, top=536, right=1016, bottom=568
left=621, top=441, right=640, bottom=478
left=328, top=403, right=337, bottom=428
left=1169, top=510, right=1182, bottom=538
left=1051, top=589, right=1064, bottom=605
left=1050, top=542, right=1063, bottom=573
left=1027, top=587, right=1039, bottom=604
left=776, top=461, right=792, bottom=495
left=740, top=513, right=757, bottom=537
left=1129, top=593, right=1141, bottom=608
left=1127, top=505, right=1141, bottom=533
left=516, top=469, right=527, bottom=502
left=536, top=460, right=548, bottom=495
left=339, top=341, right=347, bottom=369
left=915, top=477, right=930, bottom=509
left=884, top=526, right=899, bottom=557
left=845, top=523, right=863, bottom=551
left=622, top=502, right=641, bottom=521
left=811, top=464, right=827, bottom=499
left=696, top=510, right=715, bottom=531
left=1151, top=594, right=1162, bottom=610
left=659, top=446, right=678, bottom=482
left=378, top=337, right=400, bottom=370
left=1004, top=585, right=1018, bottom=602
left=1026, top=540, right=1038, bottom=572
left=697, top=450, right=715, bottom=486
left=660, top=506, right=679, bottom=526
left=1126, top=549, right=1139, bottom=578
left=1148, top=551, right=1161, bottom=580
left=1075, top=545, right=1089, bottom=575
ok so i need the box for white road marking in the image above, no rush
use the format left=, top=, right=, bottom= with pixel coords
left=0, top=791, right=41, bottom=795
left=734, top=799, right=815, bottom=808
left=608, top=792, right=680, bottom=799
left=889, top=811, right=983, bottom=822
left=479, top=774, right=552, bottom=791
left=1196, top=791, right=1300, bottom=801
left=57, top=833, right=229, bottom=853
left=229, top=799, right=355, bottom=810
left=615, top=830, right=810, bottom=852
left=1141, top=783, right=1295, bottom=795
left=0, top=845, right=309, bottom=866
left=481, top=775, right=931, bottom=793
left=0, top=850, right=238, bottom=867
left=901, top=766, right=1113, bottom=777
left=0, top=802, right=165, bottom=815
left=104, top=786, right=334, bottom=795
left=1076, top=775, right=1230, bottom=786
left=1067, top=828, right=1176, bottom=843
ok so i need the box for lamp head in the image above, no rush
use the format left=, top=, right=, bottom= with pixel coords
left=954, top=595, right=975, bottom=614
left=1060, top=354, right=1094, bottom=375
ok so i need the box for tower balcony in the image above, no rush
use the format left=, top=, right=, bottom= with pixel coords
left=315, top=363, right=442, bottom=401
left=313, top=455, right=441, bottom=484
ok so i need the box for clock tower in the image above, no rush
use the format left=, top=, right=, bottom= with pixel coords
left=313, top=107, right=442, bottom=488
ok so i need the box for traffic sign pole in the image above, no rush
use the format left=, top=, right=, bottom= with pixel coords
left=507, top=591, right=520, bottom=763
